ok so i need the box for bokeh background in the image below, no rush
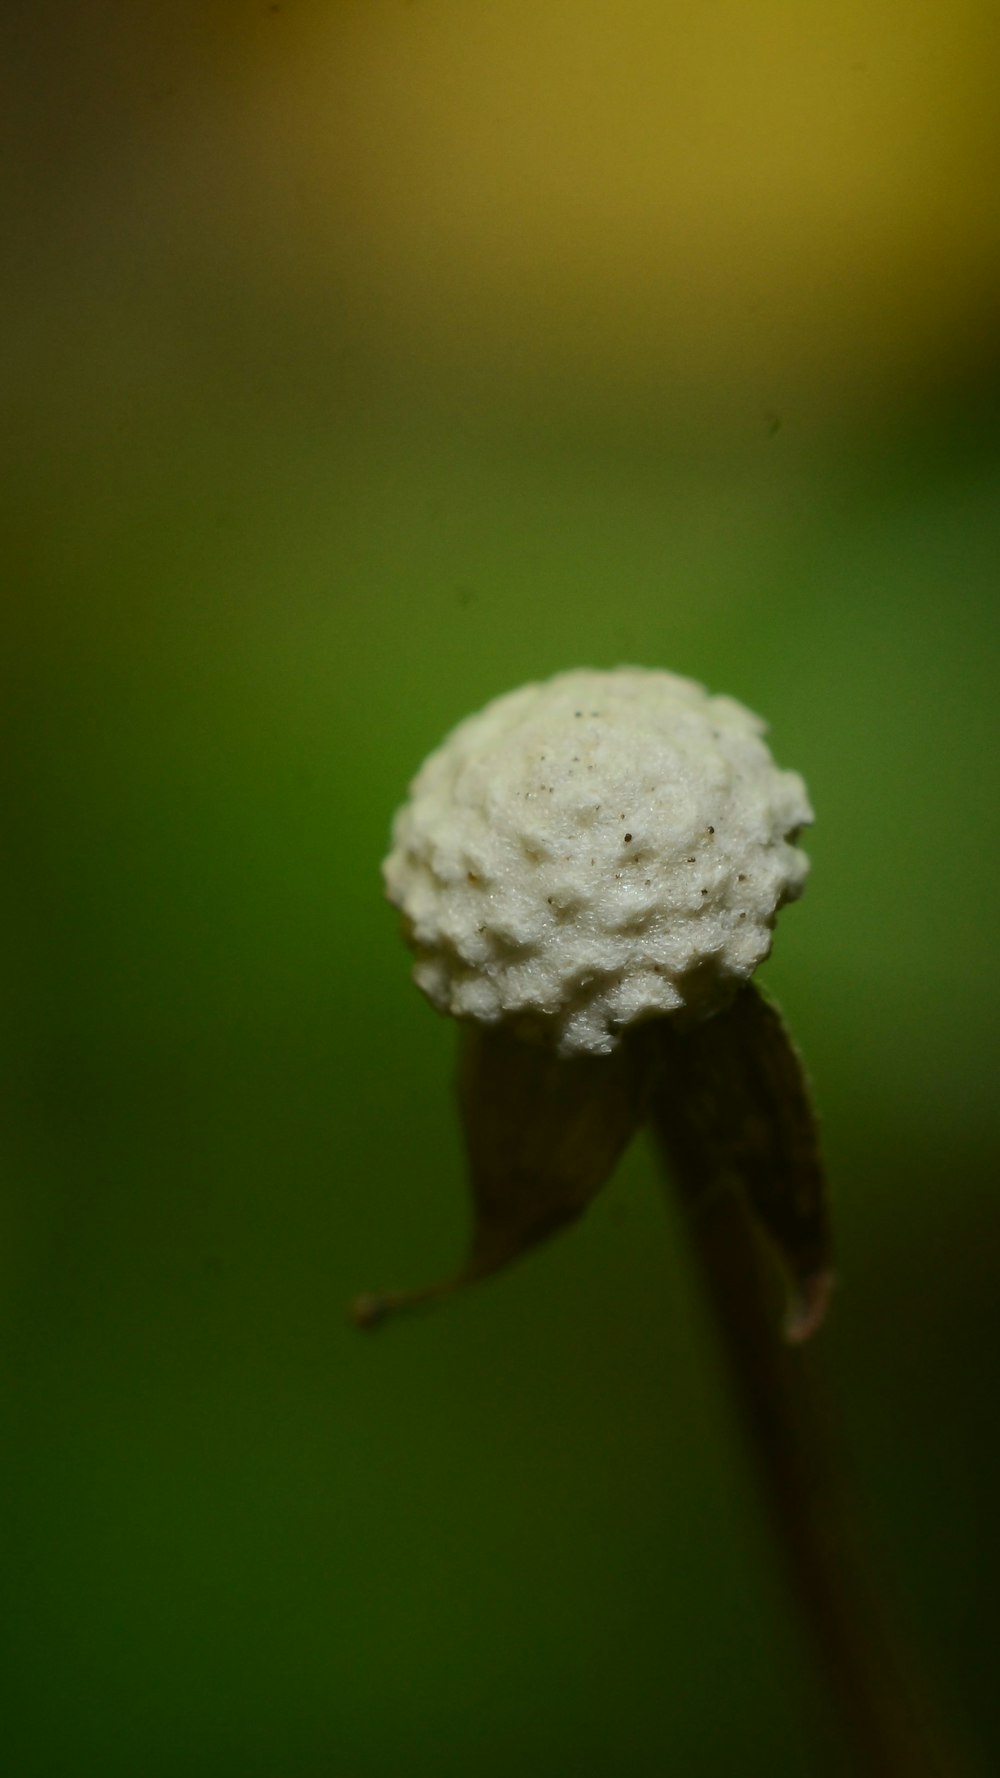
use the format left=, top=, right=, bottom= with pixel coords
left=4, top=3, right=999, bottom=1773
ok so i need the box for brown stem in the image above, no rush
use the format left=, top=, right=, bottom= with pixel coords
left=650, top=1104, right=974, bottom=1777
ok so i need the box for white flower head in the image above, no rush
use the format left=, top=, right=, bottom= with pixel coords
left=383, top=667, right=812, bottom=1056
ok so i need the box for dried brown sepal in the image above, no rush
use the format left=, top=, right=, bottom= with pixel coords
left=649, top=983, right=834, bottom=1342
left=457, top=1022, right=652, bottom=1278
left=351, top=1021, right=651, bottom=1329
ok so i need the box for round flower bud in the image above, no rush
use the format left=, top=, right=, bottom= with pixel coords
left=383, top=667, right=812, bottom=1056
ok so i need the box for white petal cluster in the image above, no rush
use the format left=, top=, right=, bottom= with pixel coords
left=383, top=668, right=812, bottom=1056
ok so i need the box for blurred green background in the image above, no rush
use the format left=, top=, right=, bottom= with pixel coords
left=3, top=3, right=999, bottom=1773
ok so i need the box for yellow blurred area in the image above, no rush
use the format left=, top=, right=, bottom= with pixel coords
left=222, top=0, right=1000, bottom=416
left=5, top=0, right=998, bottom=440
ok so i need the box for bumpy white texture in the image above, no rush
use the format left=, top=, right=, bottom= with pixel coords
left=383, top=668, right=812, bottom=1056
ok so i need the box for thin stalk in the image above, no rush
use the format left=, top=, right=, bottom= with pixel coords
left=650, top=1108, right=972, bottom=1778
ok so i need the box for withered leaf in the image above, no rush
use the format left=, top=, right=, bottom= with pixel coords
left=649, top=984, right=834, bottom=1342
